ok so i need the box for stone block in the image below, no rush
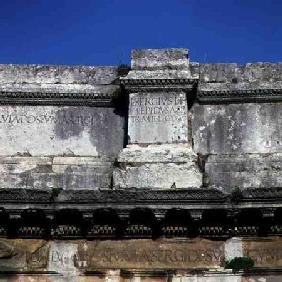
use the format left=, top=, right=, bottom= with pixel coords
left=128, top=92, right=188, bottom=144
left=113, top=144, right=202, bottom=189
left=243, top=237, right=282, bottom=268
left=205, top=154, right=282, bottom=191
left=0, top=157, right=113, bottom=189
left=192, top=103, right=282, bottom=155
left=118, top=144, right=197, bottom=163
left=131, top=48, right=189, bottom=70
left=0, top=105, right=124, bottom=157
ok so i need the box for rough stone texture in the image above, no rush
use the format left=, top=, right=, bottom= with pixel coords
left=243, top=237, right=282, bottom=268
left=224, top=238, right=243, bottom=261
left=117, top=144, right=197, bottom=163
left=127, top=48, right=198, bottom=80
left=0, top=237, right=281, bottom=280
left=192, top=62, right=282, bottom=191
left=198, top=63, right=282, bottom=92
left=0, top=64, right=118, bottom=86
left=192, top=102, right=282, bottom=191
left=0, top=105, right=124, bottom=189
left=0, top=65, right=124, bottom=190
left=0, top=238, right=225, bottom=272
left=131, top=48, right=190, bottom=70
left=0, top=157, right=113, bottom=190
left=114, top=162, right=202, bottom=189
left=204, top=154, right=282, bottom=191
left=192, top=103, right=282, bottom=155
left=0, top=106, right=124, bottom=157
left=114, top=144, right=202, bottom=189
left=171, top=275, right=242, bottom=282
left=2, top=274, right=282, bottom=282
left=128, top=92, right=188, bottom=144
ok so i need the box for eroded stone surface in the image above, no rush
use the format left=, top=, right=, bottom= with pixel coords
left=205, top=154, right=282, bottom=191
left=0, top=106, right=124, bottom=157
left=192, top=102, right=282, bottom=191
left=192, top=103, right=282, bottom=155
left=0, top=237, right=280, bottom=280
left=118, top=144, right=196, bottom=163
left=0, top=157, right=113, bottom=189
left=114, top=162, right=202, bottom=189
left=0, top=64, right=118, bottom=85
left=114, top=144, right=202, bottom=189
left=243, top=237, right=282, bottom=268
left=225, top=238, right=243, bottom=261
left=0, top=237, right=280, bottom=273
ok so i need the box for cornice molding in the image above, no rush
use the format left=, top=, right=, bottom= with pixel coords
left=121, top=78, right=197, bottom=85
left=120, top=78, right=197, bottom=93
left=197, top=88, right=282, bottom=103
left=0, top=188, right=281, bottom=239
left=0, top=91, right=113, bottom=106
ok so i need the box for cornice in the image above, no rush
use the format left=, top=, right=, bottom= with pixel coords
left=0, top=91, right=113, bottom=106
left=0, top=188, right=280, bottom=239
left=197, top=88, right=282, bottom=103
left=121, top=78, right=197, bottom=86
left=120, top=78, right=197, bottom=93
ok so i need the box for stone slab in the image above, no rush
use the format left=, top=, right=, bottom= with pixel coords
left=0, top=237, right=281, bottom=272
left=192, top=103, right=282, bottom=155
left=0, top=157, right=113, bottom=189
left=0, top=65, right=118, bottom=85
left=205, top=154, right=282, bottom=191
left=113, top=162, right=202, bottom=189
left=0, top=105, right=124, bottom=157
left=0, top=238, right=224, bottom=272
left=117, top=144, right=196, bottom=163
left=2, top=273, right=282, bottom=282
left=128, top=92, right=188, bottom=144
left=243, top=237, right=282, bottom=268
left=131, top=48, right=190, bottom=71
left=0, top=238, right=281, bottom=280
left=83, top=239, right=223, bottom=270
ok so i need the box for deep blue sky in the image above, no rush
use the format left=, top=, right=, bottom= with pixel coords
left=0, top=0, right=281, bottom=65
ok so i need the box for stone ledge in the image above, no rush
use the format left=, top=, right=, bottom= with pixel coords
left=117, top=144, right=197, bottom=163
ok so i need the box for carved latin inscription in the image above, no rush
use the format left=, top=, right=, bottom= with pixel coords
left=0, top=113, right=96, bottom=126
left=84, top=239, right=224, bottom=269
left=128, top=92, right=189, bottom=144
left=0, top=105, right=124, bottom=156
left=129, top=95, right=186, bottom=123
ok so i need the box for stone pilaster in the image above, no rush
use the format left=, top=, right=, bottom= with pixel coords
left=113, top=49, right=202, bottom=189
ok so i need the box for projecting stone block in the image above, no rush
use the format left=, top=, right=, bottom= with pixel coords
left=113, top=48, right=202, bottom=189
left=113, top=144, right=202, bottom=189
left=114, top=162, right=202, bottom=189
left=131, top=48, right=190, bottom=70
left=128, top=92, right=188, bottom=144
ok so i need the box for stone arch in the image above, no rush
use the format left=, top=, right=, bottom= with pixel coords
left=162, top=209, right=192, bottom=237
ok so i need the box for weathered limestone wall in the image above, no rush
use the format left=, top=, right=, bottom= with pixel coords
left=2, top=56, right=282, bottom=192
left=0, top=65, right=125, bottom=190
left=192, top=63, right=282, bottom=191
left=0, top=49, right=282, bottom=281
